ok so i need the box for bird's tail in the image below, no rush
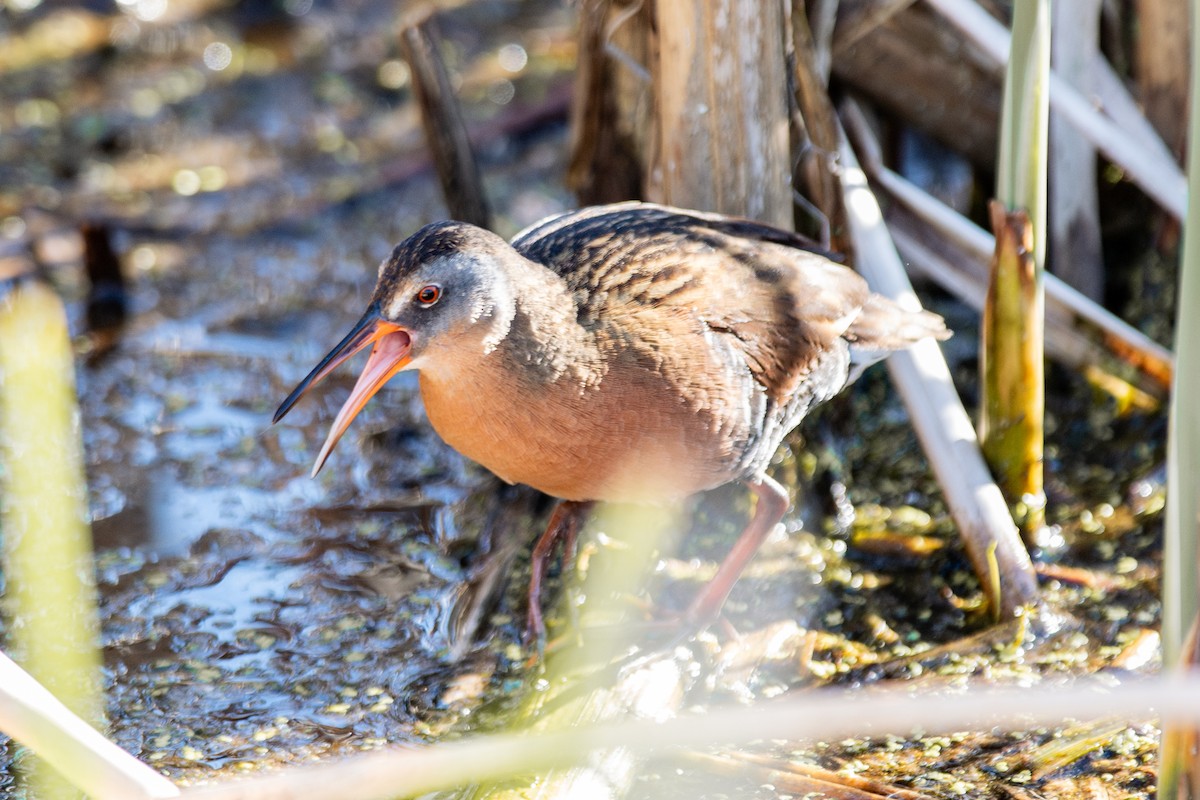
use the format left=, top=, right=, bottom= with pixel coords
left=844, top=295, right=950, bottom=382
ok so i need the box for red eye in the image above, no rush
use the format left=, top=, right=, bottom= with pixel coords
left=416, top=284, right=441, bottom=306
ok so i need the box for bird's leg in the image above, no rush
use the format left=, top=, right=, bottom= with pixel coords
left=525, top=500, right=594, bottom=649
left=682, top=474, right=790, bottom=628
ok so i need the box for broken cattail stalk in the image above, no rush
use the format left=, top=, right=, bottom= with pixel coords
left=984, top=0, right=1049, bottom=537
left=82, top=223, right=127, bottom=333
left=981, top=202, right=1046, bottom=534
left=566, top=0, right=650, bottom=205
left=400, top=7, right=492, bottom=229
left=841, top=96, right=1170, bottom=414
left=845, top=117, right=1173, bottom=390
left=649, top=0, right=793, bottom=228
left=82, top=222, right=128, bottom=360
left=789, top=0, right=849, bottom=250
left=837, top=135, right=1040, bottom=620
left=888, top=219, right=1164, bottom=408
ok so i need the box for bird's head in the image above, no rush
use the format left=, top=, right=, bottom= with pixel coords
left=273, top=221, right=517, bottom=476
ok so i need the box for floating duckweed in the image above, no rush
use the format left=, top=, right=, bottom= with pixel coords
left=335, top=614, right=367, bottom=631
left=239, top=631, right=276, bottom=650
left=891, top=505, right=934, bottom=529
left=188, top=664, right=222, bottom=683
left=252, top=727, right=278, bottom=742
left=1104, top=605, right=1131, bottom=622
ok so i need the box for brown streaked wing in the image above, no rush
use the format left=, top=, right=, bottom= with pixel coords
left=512, top=203, right=870, bottom=406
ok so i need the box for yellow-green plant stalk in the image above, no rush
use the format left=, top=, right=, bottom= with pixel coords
left=980, top=202, right=1045, bottom=530
left=981, top=0, right=1049, bottom=535
left=1157, top=3, right=1200, bottom=796
left=0, top=279, right=104, bottom=798
left=460, top=501, right=684, bottom=800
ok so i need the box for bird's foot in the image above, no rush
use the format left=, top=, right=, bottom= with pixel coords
left=523, top=600, right=548, bottom=662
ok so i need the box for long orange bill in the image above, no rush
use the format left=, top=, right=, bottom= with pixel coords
left=272, top=305, right=413, bottom=477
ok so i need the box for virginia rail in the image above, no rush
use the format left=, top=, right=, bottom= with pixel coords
left=274, top=202, right=949, bottom=641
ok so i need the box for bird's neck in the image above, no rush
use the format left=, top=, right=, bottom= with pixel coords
left=414, top=257, right=606, bottom=489
left=501, top=269, right=603, bottom=390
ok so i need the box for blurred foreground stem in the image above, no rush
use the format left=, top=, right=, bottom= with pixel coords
left=461, top=503, right=683, bottom=799
left=1158, top=2, right=1200, bottom=796
left=0, top=279, right=104, bottom=798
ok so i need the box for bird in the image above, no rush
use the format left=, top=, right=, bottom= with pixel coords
left=273, top=201, right=949, bottom=644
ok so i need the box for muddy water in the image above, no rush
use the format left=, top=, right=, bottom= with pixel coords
left=71, top=131, right=590, bottom=780
left=1, top=0, right=575, bottom=786
left=78, top=159, right=561, bottom=779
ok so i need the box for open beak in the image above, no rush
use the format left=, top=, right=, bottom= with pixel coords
left=273, top=306, right=413, bottom=477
